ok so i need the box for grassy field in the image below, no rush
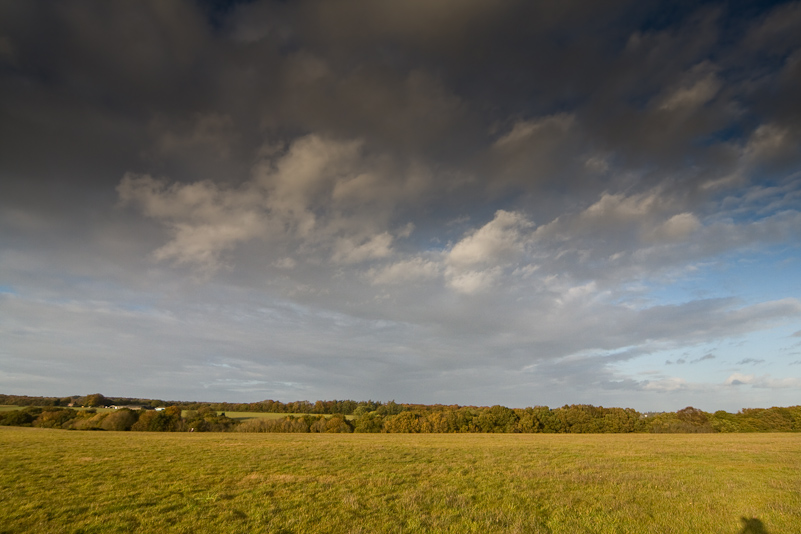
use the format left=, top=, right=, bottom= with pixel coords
left=0, top=428, right=798, bottom=533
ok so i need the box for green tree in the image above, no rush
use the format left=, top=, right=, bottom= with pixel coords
left=0, top=408, right=37, bottom=427
left=34, top=408, right=80, bottom=429
left=383, top=411, right=422, bottom=433
left=710, top=410, right=740, bottom=433
left=354, top=412, right=384, bottom=433
left=377, top=401, right=403, bottom=416
left=131, top=410, right=182, bottom=432
left=82, top=393, right=109, bottom=407
left=324, top=415, right=353, bottom=433
left=100, top=409, right=139, bottom=431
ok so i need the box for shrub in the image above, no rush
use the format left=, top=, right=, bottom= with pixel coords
left=100, top=409, right=139, bottom=431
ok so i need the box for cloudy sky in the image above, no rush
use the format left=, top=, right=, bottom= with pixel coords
left=1, top=0, right=800, bottom=412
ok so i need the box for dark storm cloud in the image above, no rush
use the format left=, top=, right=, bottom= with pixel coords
left=3, top=0, right=798, bottom=195
left=1, top=0, right=800, bottom=409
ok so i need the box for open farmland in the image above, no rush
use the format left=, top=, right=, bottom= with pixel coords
left=1, top=428, right=799, bottom=533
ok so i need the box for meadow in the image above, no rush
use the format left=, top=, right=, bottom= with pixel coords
left=1, top=428, right=798, bottom=533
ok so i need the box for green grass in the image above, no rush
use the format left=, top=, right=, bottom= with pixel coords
left=1, top=428, right=798, bottom=533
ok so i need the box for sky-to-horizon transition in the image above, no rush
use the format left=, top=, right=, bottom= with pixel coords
left=1, top=0, right=800, bottom=412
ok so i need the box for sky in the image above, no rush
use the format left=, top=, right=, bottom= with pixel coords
left=1, top=0, right=800, bottom=412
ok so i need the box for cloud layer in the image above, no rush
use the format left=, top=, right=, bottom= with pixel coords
left=1, top=0, right=800, bottom=410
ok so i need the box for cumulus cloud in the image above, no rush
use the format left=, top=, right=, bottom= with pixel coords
left=331, top=232, right=394, bottom=265
left=643, top=212, right=701, bottom=243
left=369, top=257, right=441, bottom=285
left=442, top=210, right=533, bottom=294
left=534, top=189, right=683, bottom=247
left=447, top=210, right=532, bottom=267
left=117, top=174, right=268, bottom=273
left=118, top=134, right=432, bottom=273
left=445, top=267, right=503, bottom=295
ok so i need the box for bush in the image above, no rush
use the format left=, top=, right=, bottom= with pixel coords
left=354, top=412, right=384, bottom=433
left=236, top=416, right=311, bottom=433
left=100, top=409, right=139, bottom=431
left=33, top=408, right=81, bottom=429
left=383, top=411, right=423, bottom=433
left=131, top=410, right=182, bottom=432
left=0, top=409, right=37, bottom=427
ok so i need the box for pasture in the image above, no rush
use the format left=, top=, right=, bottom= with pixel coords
left=0, top=428, right=798, bottom=533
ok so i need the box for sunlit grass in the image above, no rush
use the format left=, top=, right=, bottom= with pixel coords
left=1, top=428, right=798, bottom=533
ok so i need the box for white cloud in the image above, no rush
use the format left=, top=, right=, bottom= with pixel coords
left=117, top=174, right=267, bottom=273
left=445, top=267, right=502, bottom=295
left=331, top=232, right=394, bottom=264
left=441, top=210, right=533, bottom=294
left=535, top=190, right=669, bottom=242
left=643, top=377, right=687, bottom=391
left=560, top=281, right=599, bottom=304
left=582, top=191, right=660, bottom=223
left=254, top=135, right=365, bottom=237
left=369, top=257, right=440, bottom=285
left=493, top=114, right=574, bottom=149
left=725, top=373, right=801, bottom=388
left=643, top=212, right=701, bottom=243
left=118, top=134, right=431, bottom=273
left=447, top=210, right=532, bottom=267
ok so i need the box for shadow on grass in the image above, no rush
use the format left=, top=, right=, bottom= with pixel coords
left=739, top=517, right=768, bottom=534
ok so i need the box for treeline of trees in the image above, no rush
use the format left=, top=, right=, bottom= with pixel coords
left=2, top=395, right=801, bottom=433
left=178, top=399, right=384, bottom=415
left=0, top=393, right=171, bottom=408
left=0, top=406, right=240, bottom=432
left=0, top=394, right=383, bottom=414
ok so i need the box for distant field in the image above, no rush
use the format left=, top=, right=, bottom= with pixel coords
left=218, top=411, right=356, bottom=421
left=1, top=428, right=798, bottom=533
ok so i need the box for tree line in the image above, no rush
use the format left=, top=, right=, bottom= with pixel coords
left=0, top=393, right=381, bottom=414
left=2, top=394, right=801, bottom=433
